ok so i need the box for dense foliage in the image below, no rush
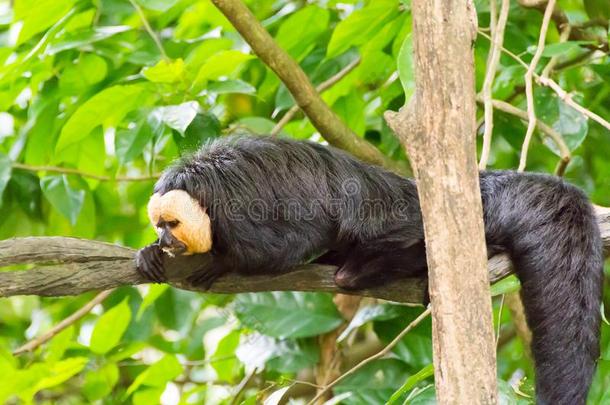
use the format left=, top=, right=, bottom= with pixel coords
left=0, top=0, right=609, bottom=403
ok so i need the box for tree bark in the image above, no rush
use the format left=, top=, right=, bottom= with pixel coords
left=386, top=0, right=498, bottom=403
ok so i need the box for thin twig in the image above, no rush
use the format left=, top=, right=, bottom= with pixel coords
left=475, top=97, right=571, bottom=164
left=519, top=0, right=556, bottom=172
left=537, top=76, right=610, bottom=131
left=270, top=57, right=361, bottom=137
left=12, top=163, right=158, bottom=182
left=479, top=0, right=510, bottom=169
left=496, top=294, right=506, bottom=348
left=128, top=0, right=168, bottom=60
left=307, top=307, right=432, bottom=404
left=229, top=367, right=258, bottom=405
left=478, top=29, right=610, bottom=134
left=13, top=289, right=114, bottom=355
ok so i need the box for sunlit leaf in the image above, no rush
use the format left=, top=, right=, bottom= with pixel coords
left=327, top=0, right=399, bottom=58
left=57, top=84, right=153, bottom=151
left=142, top=58, right=185, bottom=83
left=59, top=53, right=107, bottom=93
left=83, top=363, right=119, bottom=401
left=90, top=298, right=132, bottom=354
left=136, top=0, right=179, bottom=12
left=126, top=355, right=182, bottom=396
left=276, top=6, right=329, bottom=60
left=13, top=0, right=76, bottom=45
left=207, top=79, right=256, bottom=95
left=193, top=50, right=254, bottom=84
left=491, top=275, right=521, bottom=296
left=47, top=25, right=132, bottom=54
left=397, top=33, right=415, bottom=102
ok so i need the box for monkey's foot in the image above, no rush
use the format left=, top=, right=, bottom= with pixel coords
left=186, top=268, right=223, bottom=290
left=135, top=244, right=167, bottom=283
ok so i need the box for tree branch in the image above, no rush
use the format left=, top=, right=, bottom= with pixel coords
left=1, top=205, right=608, bottom=301
left=209, top=0, right=404, bottom=174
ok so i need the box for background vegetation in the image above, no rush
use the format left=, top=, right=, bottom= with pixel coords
left=0, top=0, right=609, bottom=403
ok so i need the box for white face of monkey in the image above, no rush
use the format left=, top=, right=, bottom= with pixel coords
left=147, top=190, right=212, bottom=255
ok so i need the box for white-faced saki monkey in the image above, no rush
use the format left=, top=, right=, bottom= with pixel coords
left=137, top=135, right=602, bottom=404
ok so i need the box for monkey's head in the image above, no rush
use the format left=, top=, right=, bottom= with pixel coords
left=147, top=190, right=212, bottom=256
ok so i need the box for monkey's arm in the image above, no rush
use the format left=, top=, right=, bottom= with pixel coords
left=136, top=242, right=227, bottom=289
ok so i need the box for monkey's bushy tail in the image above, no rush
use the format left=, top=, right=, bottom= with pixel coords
left=502, top=176, right=603, bottom=404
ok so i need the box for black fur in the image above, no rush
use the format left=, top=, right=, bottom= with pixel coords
left=138, top=135, right=602, bottom=404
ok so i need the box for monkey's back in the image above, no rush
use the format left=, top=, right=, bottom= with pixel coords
left=153, top=135, right=421, bottom=273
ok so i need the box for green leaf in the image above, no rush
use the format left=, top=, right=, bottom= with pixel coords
left=584, top=0, right=610, bottom=20
left=83, top=363, right=119, bottom=401
left=115, top=112, right=164, bottom=164
left=264, top=386, right=292, bottom=405
left=47, top=25, right=132, bottom=55
left=154, top=288, right=202, bottom=332
left=13, top=0, right=76, bottom=45
left=194, top=50, right=254, bottom=84
left=333, top=92, right=365, bottom=135
left=276, top=6, right=329, bottom=61
left=156, top=101, right=199, bottom=134
left=334, top=358, right=410, bottom=401
left=327, top=0, right=400, bottom=58
left=39, top=357, right=88, bottom=386
left=533, top=41, right=594, bottom=57
left=56, top=84, right=152, bottom=151
left=90, top=298, right=132, bottom=354
left=387, top=364, right=434, bottom=405
left=397, top=33, right=415, bottom=102
left=236, top=333, right=319, bottom=373
left=211, top=330, right=241, bottom=382
left=173, top=112, right=221, bottom=153
left=339, top=303, right=408, bottom=342
left=207, top=79, right=256, bottom=95
left=59, top=53, right=107, bottom=94
left=137, top=284, right=169, bottom=320
left=44, top=325, right=74, bottom=362
left=40, top=175, right=85, bottom=225
left=133, top=388, right=165, bottom=405
left=135, top=0, right=179, bottom=12
left=234, top=292, right=343, bottom=339
left=234, top=117, right=277, bottom=134
left=142, top=58, right=185, bottom=83
left=126, top=355, right=182, bottom=396
left=534, top=87, right=589, bottom=155
left=0, top=153, right=12, bottom=206
left=491, top=275, right=521, bottom=296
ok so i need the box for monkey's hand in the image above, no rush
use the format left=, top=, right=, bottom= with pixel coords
left=135, top=243, right=167, bottom=283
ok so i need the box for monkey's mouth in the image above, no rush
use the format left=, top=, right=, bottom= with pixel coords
left=161, top=243, right=186, bottom=257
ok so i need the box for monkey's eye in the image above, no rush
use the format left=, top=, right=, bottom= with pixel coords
left=167, top=220, right=180, bottom=228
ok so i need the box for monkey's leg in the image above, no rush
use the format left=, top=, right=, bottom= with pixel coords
left=312, top=247, right=352, bottom=267
left=334, top=239, right=427, bottom=291
left=135, top=243, right=167, bottom=283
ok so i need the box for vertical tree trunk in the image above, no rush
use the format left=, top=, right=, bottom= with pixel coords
left=386, top=1, right=497, bottom=403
